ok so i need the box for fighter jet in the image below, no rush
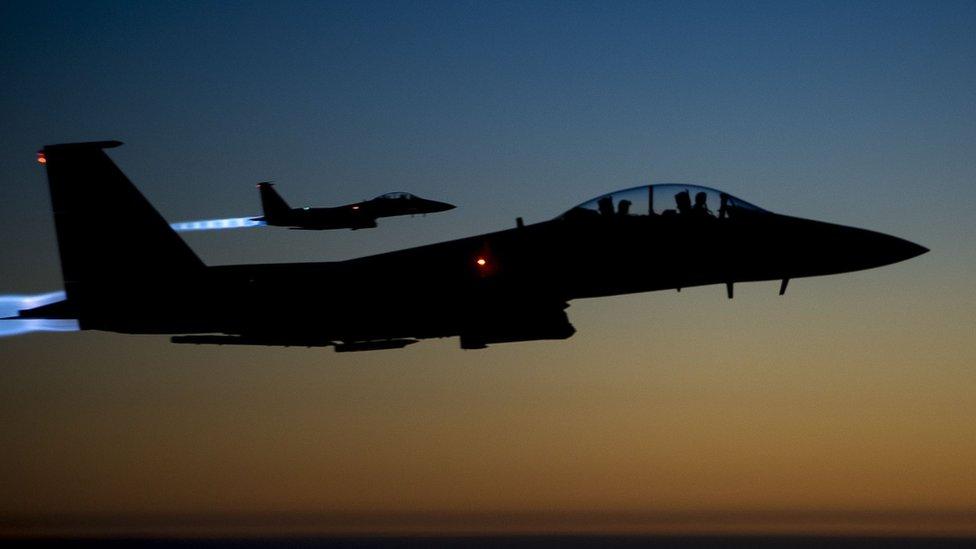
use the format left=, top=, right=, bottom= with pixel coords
left=254, top=182, right=455, bottom=230
left=11, top=141, right=927, bottom=352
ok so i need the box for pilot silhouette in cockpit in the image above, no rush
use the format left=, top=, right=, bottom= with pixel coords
left=598, top=196, right=614, bottom=216
left=691, top=191, right=712, bottom=218
left=718, top=193, right=730, bottom=219
left=675, top=190, right=692, bottom=215
left=617, top=199, right=631, bottom=216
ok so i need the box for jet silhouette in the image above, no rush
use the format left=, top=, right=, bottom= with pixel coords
left=254, top=182, right=455, bottom=230
left=13, top=141, right=927, bottom=351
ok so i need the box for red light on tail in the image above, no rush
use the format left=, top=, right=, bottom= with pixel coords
left=37, top=151, right=46, bottom=165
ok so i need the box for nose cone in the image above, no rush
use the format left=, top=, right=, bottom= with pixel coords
left=861, top=232, right=928, bottom=268
left=430, top=200, right=456, bottom=213
left=781, top=218, right=928, bottom=277
left=834, top=227, right=928, bottom=272
left=887, top=237, right=929, bottom=262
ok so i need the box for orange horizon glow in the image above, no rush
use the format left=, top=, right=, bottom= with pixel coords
left=4, top=509, right=976, bottom=538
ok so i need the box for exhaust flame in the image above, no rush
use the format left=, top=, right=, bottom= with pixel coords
left=0, top=319, right=79, bottom=338
left=0, top=291, right=77, bottom=337
left=0, top=291, right=67, bottom=319
left=170, top=217, right=265, bottom=232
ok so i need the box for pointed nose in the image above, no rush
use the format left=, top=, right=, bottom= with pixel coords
left=847, top=229, right=928, bottom=270
left=776, top=217, right=927, bottom=277
left=432, top=200, right=456, bottom=212
left=871, top=233, right=928, bottom=266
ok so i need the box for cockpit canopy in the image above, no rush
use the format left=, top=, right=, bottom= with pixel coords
left=560, top=184, right=767, bottom=221
left=377, top=191, right=416, bottom=200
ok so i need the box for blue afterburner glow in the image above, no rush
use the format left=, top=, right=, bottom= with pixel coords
left=0, top=319, right=79, bottom=337
left=170, top=217, right=265, bottom=232
left=0, top=291, right=67, bottom=319
left=0, top=290, right=77, bottom=337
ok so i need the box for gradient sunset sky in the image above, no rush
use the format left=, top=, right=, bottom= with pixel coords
left=1, top=0, right=974, bottom=537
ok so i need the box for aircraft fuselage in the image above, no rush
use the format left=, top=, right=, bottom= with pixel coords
left=21, top=142, right=926, bottom=351
left=75, top=210, right=925, bottom=347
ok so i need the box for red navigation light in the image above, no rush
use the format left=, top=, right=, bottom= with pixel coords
left=36, top=151, right=46, bottom=165
left=475, top=257, right=487, bottom=267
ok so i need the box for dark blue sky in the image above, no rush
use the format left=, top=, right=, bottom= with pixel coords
left=1, top=1, right=975, bottom=535
left=3, top=1, right=973, bottom=271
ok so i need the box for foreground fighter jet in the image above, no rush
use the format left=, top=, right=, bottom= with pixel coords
left=12, top=141, right=926, bottom=351
left=254, top=182, right=455, bottom=230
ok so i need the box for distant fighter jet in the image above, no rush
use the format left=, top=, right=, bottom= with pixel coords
left=11, top=141, right=927, bottom=352
left=254, top=182, right=455, bottom=230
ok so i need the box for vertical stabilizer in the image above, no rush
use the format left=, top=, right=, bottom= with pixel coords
left=257, top=182, right=291, bottom=224
left=40, top=141, right=205, bottom=307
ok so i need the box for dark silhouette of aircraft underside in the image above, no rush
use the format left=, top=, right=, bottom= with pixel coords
left=15, top=141, right=927, bottom=351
